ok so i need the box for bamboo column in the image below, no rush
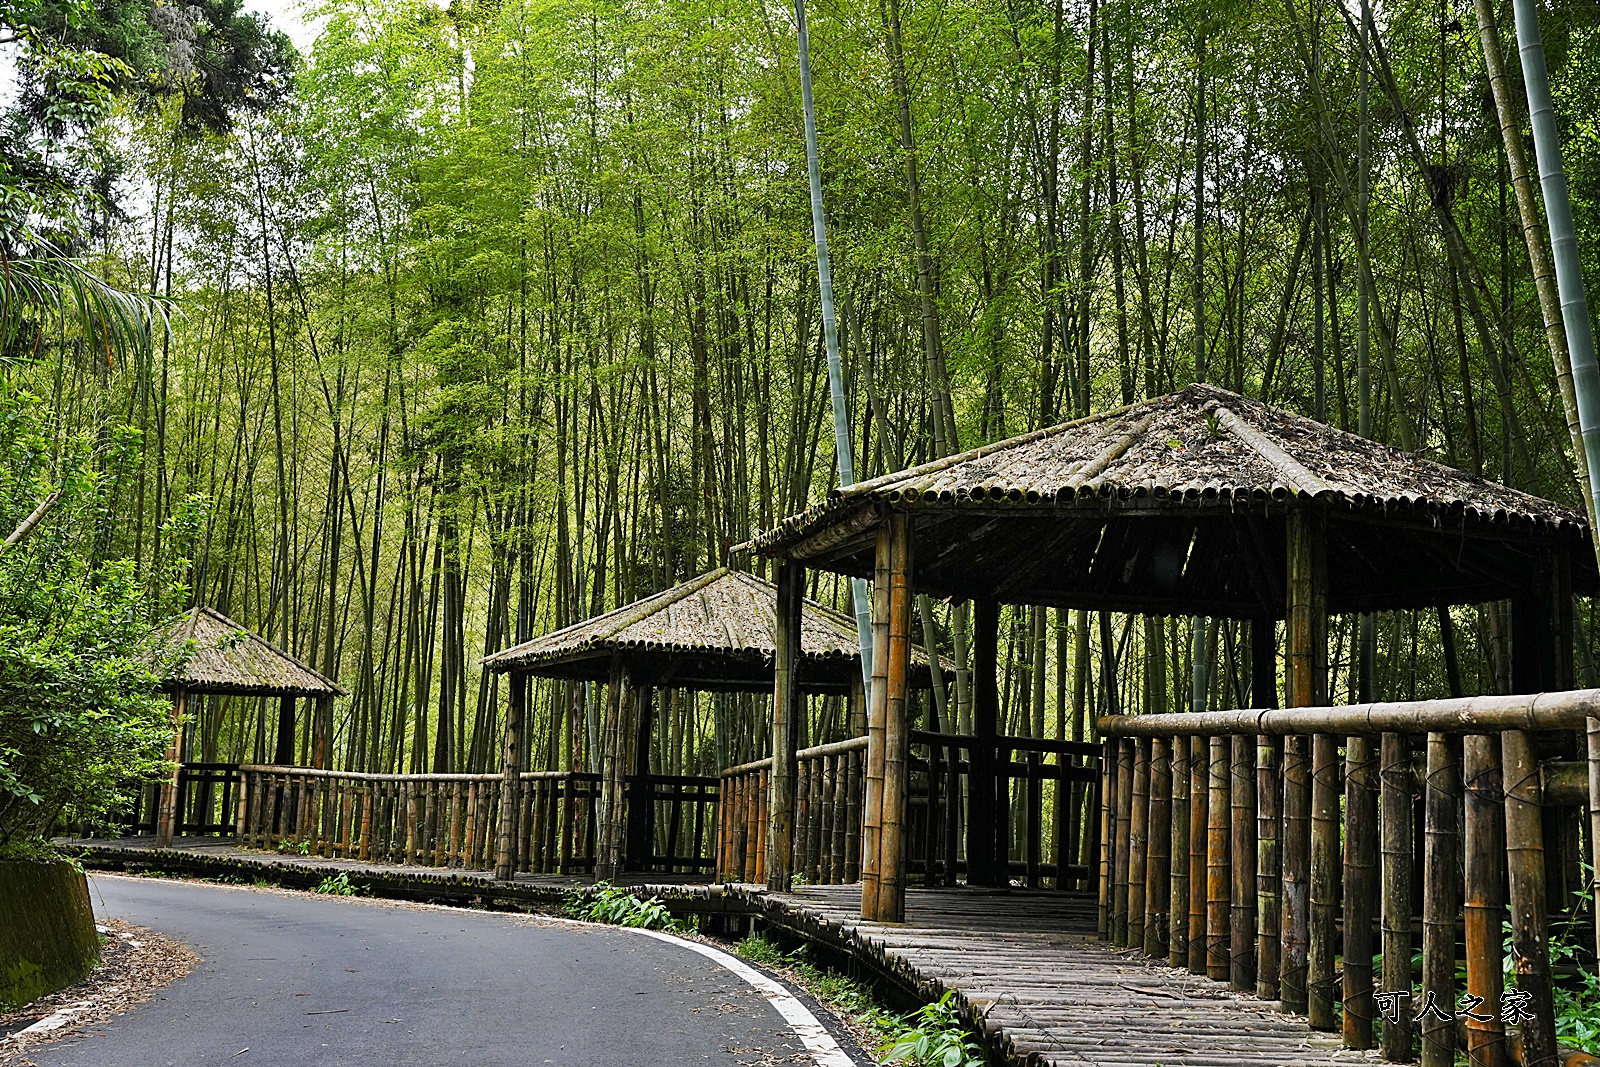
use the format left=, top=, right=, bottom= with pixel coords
left=1169, top=734, right=1191, bottom=969
left=1307, top=732, right=1340, bottom=1031
left=1099, top=737, right=1115, bottom=939
left=1188, top=732, right=1208, bottom=973
left=1281, top=508, right=1325, bottom=1013
left=1230, top=733, right=1256, bottom=991
left=1144, top=737, right=1172, bottom=958
left=1421, top=732, right=1462, bottom=1067
left=768, top=559, right=804, bottom=891
left=594, top=658, right=629, bottom=881
left=155, top=686, right=189, bottom=847
left=494, top=670, right=527, bottom=880
left=1206, top=735, right=1230, bottom=981
left=1379, top=731, right=1414, bottom=1061
left=861, top=513, right=913, bottom=923
left=1462, top=733, right=1508, bottom=1067
left=969, top=599, right=1000, bottom=886
left=1251, top=616, right=1280, bottom=998
left=1114, top=738, right=1134, bottom=947
left=311, top=694, right=333, bottom=770
left=1342, top=734, right=1378, bottom=1049
left=1128, top=738, right=1151, bottom=949
left=1502, top=727, right=1558, bottom=1065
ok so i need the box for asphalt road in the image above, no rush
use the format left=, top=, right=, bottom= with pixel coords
left=27, top=875, right=853, bottom=1067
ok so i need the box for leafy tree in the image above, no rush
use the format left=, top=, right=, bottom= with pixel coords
left=0, top=383, right=192, bottom=856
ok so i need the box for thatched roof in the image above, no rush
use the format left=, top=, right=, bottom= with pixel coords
left=151, top=607, right=345, bottom=697
left=742, top=384, right=1595, bottom=617
left=483, top=568, right=936, bottom=693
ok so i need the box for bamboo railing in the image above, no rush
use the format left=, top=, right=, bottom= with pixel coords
left=237, top=765, right=606, bottom=873
left=1098, top=690, right=1600, bottom=1065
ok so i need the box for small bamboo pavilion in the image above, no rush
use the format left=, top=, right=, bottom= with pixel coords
left=483, top=567, right=938, bottom=881
left=148, top=606, right=345, bottom=846
left=745, top=381, right=1598, bottom=1059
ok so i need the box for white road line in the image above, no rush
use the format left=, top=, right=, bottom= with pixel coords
left=628, top=928, right=858, bottom=1067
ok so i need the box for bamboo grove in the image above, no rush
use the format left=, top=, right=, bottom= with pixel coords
left=24, top=0, right=1600, bottom=783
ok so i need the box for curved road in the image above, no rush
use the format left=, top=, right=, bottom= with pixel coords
left=28, top=875, right=863, bottom=1067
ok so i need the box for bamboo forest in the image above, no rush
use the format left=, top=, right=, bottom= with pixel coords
left=9, top=0, right=1600, bottom=1060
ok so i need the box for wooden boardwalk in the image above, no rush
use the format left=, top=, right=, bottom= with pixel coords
left=759, top=885, right=1378, bottom=1067
left=72, top=838, right=1377, bottom=1067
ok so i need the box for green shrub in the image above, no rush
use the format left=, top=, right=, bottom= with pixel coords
left=878, top=991, right=986, bottom=1067
left=314, top=873, right=357, bottom=896
left=564, top=883, right=681, bottom=931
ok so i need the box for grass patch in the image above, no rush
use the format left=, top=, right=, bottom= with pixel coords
left=562, top=883, right=683, bottom=931
left=734, top=933, right=986, bottom=1067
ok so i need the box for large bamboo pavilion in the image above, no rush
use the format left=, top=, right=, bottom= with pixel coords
left=483, top=567, right=938, bottom=880
left=743, top=382, right=1596, bottom=922
left=148, top=606, right=344, bottom=845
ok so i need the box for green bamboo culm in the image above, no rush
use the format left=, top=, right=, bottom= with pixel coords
left=1512, top=0, right=1600, bottom=517
left=795, top=0, right=873, bottom=692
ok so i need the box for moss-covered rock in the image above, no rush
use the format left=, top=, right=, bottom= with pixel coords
left=0, top=858, right=99, bottom=1010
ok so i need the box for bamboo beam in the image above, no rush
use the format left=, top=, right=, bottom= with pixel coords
left=1502, top=727, right=1558, bottom=1065
left=1098, top=686, right=1600, bottom=737
left=1342, top=735, right=1378, bottom=1049
left=768, top=560, right=804, bottom=891
left=1421, top=732, right=1462, bottom=1067
left=1144, top=737, right=1172, bottom=959
left=1206, top=735, right=1230, bottom=982
left=494, top=671, right=527, bottom=880
left=1463, top=733, right=1509, bottom=1067
left=1307, top=733, right=1339, bottom=1030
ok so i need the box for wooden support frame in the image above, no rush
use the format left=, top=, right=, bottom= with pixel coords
left=861, top=512, right=914, bottom=923
left=768, top=559, right=805, bottom=891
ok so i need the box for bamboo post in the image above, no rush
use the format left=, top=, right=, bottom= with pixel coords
left=155, top=687, right=189, bottom=848
left=1380, top=731, right=1414, bottom=1061
left=1502, top=727, right=1558, bottom=1065
left=1169, top=734, right=1191, bottom=968
left=1188, top=731, right=1209, bottom=973
left=1422, top=732, right=1462, bottom=1067
left=1256, top=734, right=1282, bottom=999
left=1342, top=735, right=1379, bottom=1049
left=1206, top=734, right=1230, bottom=982
left=769, top=560, right=804, bottom=891
left=1128, top=738, right=1151, bottom=950
left=1114, top=737, right=1134, bottom=947
left=1144, top=737, right=1172, bottom=959
left=1230, top=733, right=1256, bottom=992
left=1281, top=508, right=1325, bottom=1014
left=495, top=671, right=527, bottom=879
left=1099, top=737, right=1115, bottom=939
left=311, top=694, right=333, bottom=770
left=969, top=599, right=1000, bottom=886
left=861, top=513, right=913, bottom=922
left=1308, top=733, right=1340, bottom=1030
left=1463, top=733, right=1509, bottom=1067
left=1590, top=717, right=1600, bottom=962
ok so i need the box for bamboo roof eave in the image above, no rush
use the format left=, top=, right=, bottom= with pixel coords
left=149, top=606, right=346, bottom=698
